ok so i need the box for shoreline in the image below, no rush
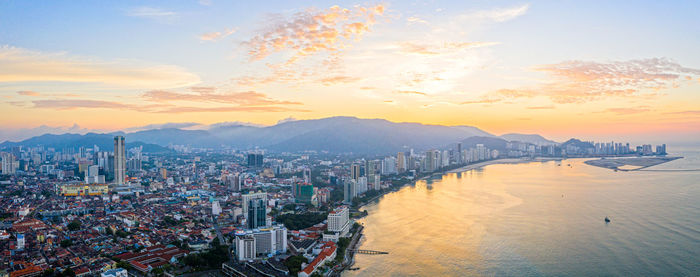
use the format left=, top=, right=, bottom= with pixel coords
left=444, top=158, right=539, bottom=174
left=343, top=157, right=547, bottom=275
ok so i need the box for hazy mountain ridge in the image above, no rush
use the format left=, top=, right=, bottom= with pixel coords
left=0, top=117, right=555, bottom=154
left=500, top=133, right=557, bottom=145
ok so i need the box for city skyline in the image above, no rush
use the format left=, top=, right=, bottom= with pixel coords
left=1, top=1, right=700, bottom=143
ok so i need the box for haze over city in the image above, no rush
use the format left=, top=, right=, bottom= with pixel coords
left=1, top=1, right=699, bottom=144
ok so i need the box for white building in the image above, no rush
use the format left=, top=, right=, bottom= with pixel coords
left=327, top=206, right=350, bottom=236
left=357, top=177, right=368, bottom=194
left=235, top=224, right=288, bottom=260
left=235, top=234, right=256, bottom=261
left=369, top=174, right=381, bottom=191
left=382, top=156, right=397, bottom=175
left=212, top=200, right=222, bottom=216
left=1, top=152, right=17, bottom=175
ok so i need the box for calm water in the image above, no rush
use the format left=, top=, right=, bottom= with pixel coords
left=347, top=148, right=700, bottom=276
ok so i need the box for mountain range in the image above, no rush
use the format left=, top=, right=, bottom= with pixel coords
left=0, top=116, right=558, bottom=154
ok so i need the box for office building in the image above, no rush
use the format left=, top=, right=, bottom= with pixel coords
left=343, top=179, right=356, bottom=203
left=397, top=152, right=406, bottom=173
left=351, top=163, right=361, bottom=181
left=246, top=197, right=267, bottom=229
left=247, top=153, right=264, bottom=167
left=113, top=136, right=126, bottom=185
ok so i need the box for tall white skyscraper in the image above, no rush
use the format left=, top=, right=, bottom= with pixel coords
left=1, top=152, right=16, bottom=175
left=113, top=136, right=126, bottom=185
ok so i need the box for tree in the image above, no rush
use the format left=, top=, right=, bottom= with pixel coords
left=116, top=260, right=132, bottom=270
left=60, top=239, right=73, bottom=248
left=60, top=268, right=75, bottom=277
left=276, top=212, right=328, bottom=230
left=284, top=255, right=308, bottom=276
left=67, top=220, right=81, bottom=231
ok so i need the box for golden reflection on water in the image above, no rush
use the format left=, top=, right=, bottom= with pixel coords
left=350, top=165, right=526, bottom=276
left=345, top=157, right=700, bottom=276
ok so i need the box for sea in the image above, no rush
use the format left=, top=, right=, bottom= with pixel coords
left=346, top=147, right=700, bottom=276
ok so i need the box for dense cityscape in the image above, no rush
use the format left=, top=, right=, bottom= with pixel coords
left=0, top=134, right=669, bottom=277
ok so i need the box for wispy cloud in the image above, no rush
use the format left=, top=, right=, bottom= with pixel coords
left=394, top=90, right=427, bottom=96
left=399, top=41, right=499, bottom=55
left=126, top=6, right=178, bottom=22
left=0, top=46, right=200, bottom=88
left=466, top=4, right=530, bottom=22
left=406, top=16, right=428, bottom=24
left=460, top=98, right=500, bottom=104
left=31, top=99, right=141, bottom=110
left=142, top=88, right=302, bottom=106
left=665, top=110, right=700, bottom=116
left=602, top=107, right=651, bottom=115
left=319, top=75, right=360, bottom=85
left=484, top=58, right=700, bottom=104
left=527, top=105, right=555, bottom=109
left=17, top=90, right=40, bottom=96
left=199, top=28, right=237, bottom=41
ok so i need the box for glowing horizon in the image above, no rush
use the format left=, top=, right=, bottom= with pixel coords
left=1, top=1, right=699, bottom=143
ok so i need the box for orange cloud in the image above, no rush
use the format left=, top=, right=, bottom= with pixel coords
left=400, top=41, right=498, bottom=55
left=142, top=89, right=302, bottom=106
left=394, top=90, right=427, bottom=96
left=244, top=4, right=385, bottom=63
left=487, top=58, right=700, bottom=104
left=319, top=75, right=360, bottom=85
left=601, top=107, right=651, bottom=115
left=199, top=28, right=236, bottom=41
left=0, top=46, right=200, bottom=88
left=527, top=105, right=555, bottom=109
left=17, top=90, right=40, bottom=96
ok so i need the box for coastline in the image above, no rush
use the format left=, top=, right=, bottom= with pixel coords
left=444, top=158, right=537, bottom=174
left=343, top=157, right=547, bottom=275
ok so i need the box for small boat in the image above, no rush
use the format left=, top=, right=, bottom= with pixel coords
left=605, top=216, right=611, bottom=223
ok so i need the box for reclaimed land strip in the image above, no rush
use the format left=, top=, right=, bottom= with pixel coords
left=584, top=156, right=683, bottom=171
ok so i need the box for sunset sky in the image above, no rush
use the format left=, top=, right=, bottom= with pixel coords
left=1, top=1, right=699, bottom=143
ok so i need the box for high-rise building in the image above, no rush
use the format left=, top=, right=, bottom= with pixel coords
left=351, top=164, right=361, bottom=181
left=85, top=165, right=104, bottom=184
left=456, top=143, right=462, bottom=164
left=369, top=174, right=381, bottom=190
left=113, top=136, right=126, bottom=185
left=242, top=192, right=267, bottom=214
left=424, top=150, right=440, bottom=172
left=160, top=168, right=167, bottom=179
left=327, top=206, right=350, bottom=235
left=1, top=152, right=17, bottom=175
left=247, top=198, right=267, bottom=229
left=343, top=179, right=356, bottom=204
left=235, top=234, right=256, bottom=261
left=247, top=153, right=264, bottom=167
left=294, top=183, right=314, bottom=204
left=227, top=173, right=242, bottom=191
left=303, top=167, right=312, bottom=183
left=357, top=176, right=368, bottom=194
left=397, top=152, right=406, bottom=173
